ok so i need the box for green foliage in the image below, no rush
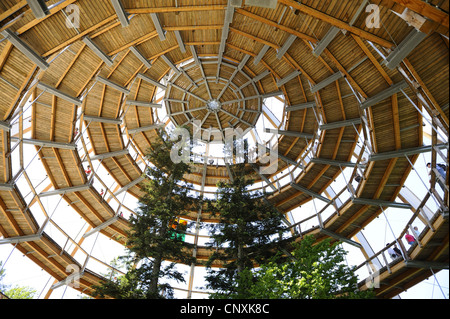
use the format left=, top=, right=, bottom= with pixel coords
left=4, top=286, right=37, bottom=299
left=92, top=257, right=183, bottom=299
left=1, top=261, right=37, bottom=299
left=0, top=261, right=6, bottom=292
left=92, top=130, right=196, bottom=299
left=217, top=235, right=375, bottom=299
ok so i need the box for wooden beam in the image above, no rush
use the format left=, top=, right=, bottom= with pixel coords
left=52, top=148, right=72, bottom=187
left=391, top=94, right=401, bottom=150
left=230, top=27, right=279, bottom=50
left=0, top=0, right=27, bottom=22
left=40, top=15, right=117, bottom=57
left=332, top=127, right=344, bottom=159
left=10, top=0, right=75, bottom=33
left=402, top=58, right=449, bottom=127
left=278, top=0, right=394, bottom=48
left=0, top=42, right=13, bottom=71
left=335, top=205, right=370, bottom=233
left=374, top=158, right=398, bottom=199
left=126, top=5, right=227, bottom=14
left=235, top=8, right=317, bottom=43
left=73, top=192, right=106, bottom=224
left=351, top=35, right=393, bottom=86
left=111, top=157, right=133, bottom=182
left=335, top=80, right=346, bottom=120
left=323, top=48, right=368, bottom=99
left=43, top=225, right=92, bottom=299
left=25, top=241, right=69, bottom=278
left=0, top=197, right=23, bottom=235
left=389, top=0, right=449, bottom=28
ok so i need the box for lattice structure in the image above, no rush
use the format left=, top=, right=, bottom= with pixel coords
left=0, top=0, right=448, bottom=299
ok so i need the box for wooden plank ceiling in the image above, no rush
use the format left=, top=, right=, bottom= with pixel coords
left=0, top=0, right=448, bottom=298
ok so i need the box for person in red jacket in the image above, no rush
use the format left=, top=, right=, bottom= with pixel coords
left=405, top=231, right=416, bottom=245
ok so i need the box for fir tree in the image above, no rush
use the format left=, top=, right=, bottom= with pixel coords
left=92, top=130, right=196, bottom=299
left=205, top=163, right=288, bottom=299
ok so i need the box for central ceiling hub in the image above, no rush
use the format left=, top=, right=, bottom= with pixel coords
left=207, top=99, right=221, bottom=113
left=165, top=62, right=263, bottom=133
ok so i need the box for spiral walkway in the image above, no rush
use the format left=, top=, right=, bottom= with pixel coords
left=0, top=0, right=448, bottom=299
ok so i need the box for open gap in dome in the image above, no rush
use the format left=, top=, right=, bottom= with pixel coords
left=13, top=171, right=34, bottom=204
left=28, top=201, right=47, bottom=231
left=222, top=56, right=238, bottom=65
left=177, top=57, right=195, bottom=68
left=236, top=95, right=285, bottom=160
left=288, top=200, right=323, bottom=232
left=155, top=86, right=166, bottom=103
left=263, top=95, right=285, bottom=128
left=267, top=168, right=292, bottom=192
left=9, top=95, right=33, bottom=137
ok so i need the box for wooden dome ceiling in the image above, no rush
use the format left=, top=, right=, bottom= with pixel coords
left=0, top=0, right=448, bottom=298
left=0, top=0, right=448, bottom=232
left=0, top=0, right=448, bottom=222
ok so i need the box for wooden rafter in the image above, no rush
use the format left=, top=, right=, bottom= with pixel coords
left=351, top=35, right=393, bottom=86
left=388, top=0, right=449, bottom=29
left=0, top=0, right=27, bottom=22
left=278, top=0, right=394, bottom=48
left=0, top=196, right=23, bottom=235
left=0, top=42, right=13, bottom=71
left=235, top=8, right=317, bottom=43
left=126, top=5, right=227, bottom=14
left=402, top=58, right=449, bottom=127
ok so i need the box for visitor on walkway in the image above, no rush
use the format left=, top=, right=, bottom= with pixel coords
left=436, top=163, right=447, bottom=179
left=427, top=162, right=447, bottom=180
left=393, top=244, right=402, bottom=258
left=412, top=226, right=419, bottom=238
left=405, top=231, right=415, bottom=245
left=387, top=243, right=401, bottom=259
